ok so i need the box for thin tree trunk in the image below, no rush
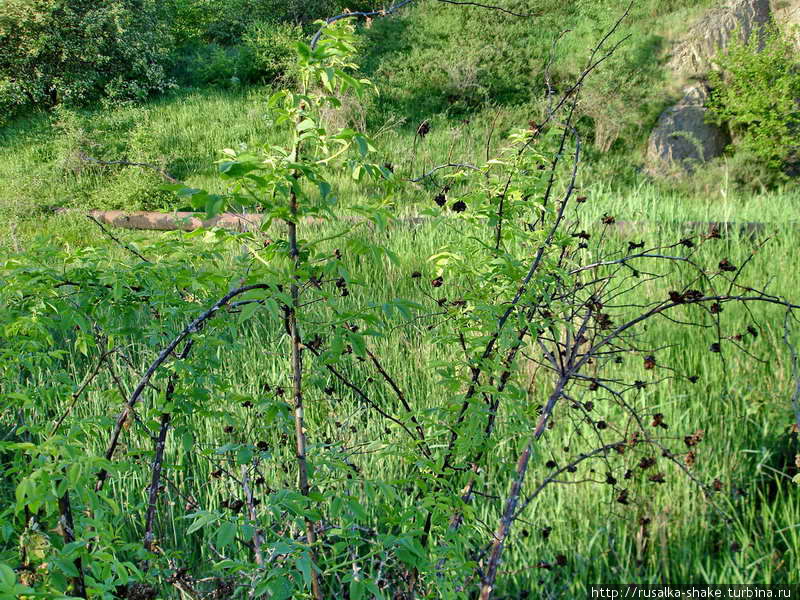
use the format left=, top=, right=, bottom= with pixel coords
left=479, top=378, right=567, bottom=599
left=288, top=189, right=323, bottom=600
left=57, top=490, right=87, bottom=598
left=479, top=442, right=531, bottom=600
left=143, top=408, right=171, bottom=552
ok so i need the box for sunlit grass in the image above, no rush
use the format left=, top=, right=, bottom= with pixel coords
left=3, top=210, right=798, bottom=593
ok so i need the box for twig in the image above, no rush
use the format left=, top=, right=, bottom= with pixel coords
left=95, top=284, right=271, bottom=491
left=408, top=162, right=481, bottom=182
left=434, top=0, right=538, bottom=18
left=143, top=340, right=191, bottom=555
left=51, top=346, right=116, bottom=436
left=783, top=311, right=800, bottom=432
left=57, top=490, right=87, bottom=598
left=79, top=153, right=179, bottom=184
left=87, top=215, right=151, bottom=263
left=311, top=0, right=417, bottom=48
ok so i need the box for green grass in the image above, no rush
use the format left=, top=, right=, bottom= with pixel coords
left=3, top=214, right=799, bottom=595
left=2, top=84, right=799, bottom=256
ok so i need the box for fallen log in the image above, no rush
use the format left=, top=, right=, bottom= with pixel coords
left=85, top=210, right=789, bottom=238
left=87, top=210, right=267, bottom=232
left=85, top=210, right=425, bottom=232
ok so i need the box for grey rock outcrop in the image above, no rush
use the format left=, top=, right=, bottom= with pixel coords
left=667, top=0, right=771, bottom=77
left=645, top=84, right=730, bottom=175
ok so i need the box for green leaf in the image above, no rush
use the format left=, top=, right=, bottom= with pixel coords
left=318, top=180, right=332, bottom=200
left=297, top=551, right=312, bottom=588
left=239, top=301, right=261, bottom=322
left=297, top=118, right=316, bottom=132
left=237, top=445, right=254, bottom=465
left=205, top=195, right=225, bottom=220
left=296, top=41, right=311, bottom=60
left=350, top=579, right=366, bottom=600
left=216, top=521, right=237, bottom=548
left=186, top=511, right=218, bottom=535
left=53, top=557, right=79, bottom=577
left=354, top=135, right=369, bottom=158
left=182, top=431, right=194, bottom=454
left=0, top=564, right=15, bottom=588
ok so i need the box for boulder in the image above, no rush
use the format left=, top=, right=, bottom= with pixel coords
left=667, top=0, right=771, bottom=77
left=645, top=84, right=730, bottom=175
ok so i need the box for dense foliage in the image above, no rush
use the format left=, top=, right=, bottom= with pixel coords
left=0, top=0, right=174, bottom=119
left=707, top=24, right=800, bottom=184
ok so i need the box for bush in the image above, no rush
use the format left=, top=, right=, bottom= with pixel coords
left=707, top=24, right=800, bottom=181
left=170, top=0, right=375, bottom=46
left=0, top=0, right=174, bottom=118
left=242, top=21, right=303, bottom=85
left=0, top=78, right=28, bottom=124
left=177, top=43, right=250, bottom=88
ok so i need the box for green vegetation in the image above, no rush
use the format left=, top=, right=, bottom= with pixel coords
left=708, top=24, right=800, bottom=185
left=2, top=1, right=800, bottom=599
left=0, top=0, right=174, bottom=120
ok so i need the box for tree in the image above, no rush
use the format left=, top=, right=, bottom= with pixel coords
left=0, top=0, right=174, bottom=119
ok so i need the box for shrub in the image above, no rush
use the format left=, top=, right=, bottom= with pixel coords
left=707, top=24, right=800, bottom=181
left=242, top=21, right=303, bottom=85
left=0, top=78, right=28, bottom=124
left=170, top=0, right=375, bottom=46
left=178, top=43, right=249, bottom=88
left=0, top=0, right=174, bottom=117
left=4, top=21, right=800, bottom=599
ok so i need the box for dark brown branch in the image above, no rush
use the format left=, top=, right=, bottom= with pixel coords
left=408, top=162, right=481, bottom=182
left=434, top=0, right=538, bottom=18
left=311, top=0, right=416, bottom=48
left=287, top=123, right=323, bottom=599
left=143, top=339, right=190, bottom=555
left=366, top=347, right=432, bottom=458
left=307, top=345, right=424, bottom=446
left=242, top=464, right=265, bottom=568
left=51, top=346, right=116, bottom=436
left=143, top=410, right=171, bottom=552
left=87, top=215, right=151, bottom=263
left=57, top=490, right=87, bottom=598
left=95, top=284, right=271, bottom=491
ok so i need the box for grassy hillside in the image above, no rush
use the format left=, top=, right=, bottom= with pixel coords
left=0, top=0, right=746, bottom=243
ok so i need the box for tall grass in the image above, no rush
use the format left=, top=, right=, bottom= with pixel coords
left=3, top=214, right=798, bottom=593
left=2, top=84, right=799, bottom=255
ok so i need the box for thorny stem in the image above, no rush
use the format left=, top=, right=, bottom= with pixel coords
left=143, top=410, right=171, bottom=553
left=366, top=347, right=432, bottom=458
left=242, top=464, right=265, bottom=569
left=51, top=345, right=116, bottom=437
left=479, top=377, right=567, bottom=600
left=144, top=342, right=193, bottom=555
